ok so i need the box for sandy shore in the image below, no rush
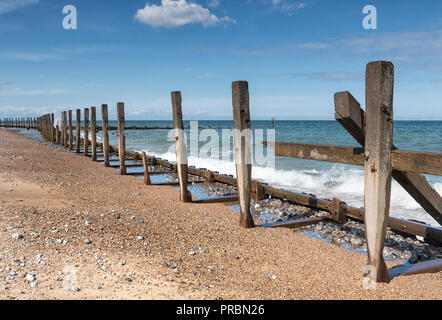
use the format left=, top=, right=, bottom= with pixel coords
left=0, top=129, right=440, bottom=300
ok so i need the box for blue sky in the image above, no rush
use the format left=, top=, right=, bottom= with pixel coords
left=0, top=0, right=442, bottom=120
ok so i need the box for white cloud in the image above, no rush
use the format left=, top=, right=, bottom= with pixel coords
left=135, top=0, right=234, bottom=28
left=207, top=0, right=220, bottom=8
left=0, top=83, right=66, bottom=96
left=268, top=0, right=305, bottom=15
left=0, top=0, right=39, bottom=15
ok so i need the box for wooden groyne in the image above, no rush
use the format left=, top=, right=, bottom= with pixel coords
left=0, top=117, right=37, bottom=129
left=1, top=60, right=441, bottom=283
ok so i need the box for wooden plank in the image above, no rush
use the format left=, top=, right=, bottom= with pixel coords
left=75, top=109, right=81, bottom=153
left=101, top=104, right=110, bottom=167
left=392, top=150, right=441, bottom=176
left=152, top=181, right=203, bottom=186
left=265, top=141, right=441, bottom=176
left=83, top=108, right=89, bottom=157
left=265, top=141, right=364, bottom=166
left=334, top=92, right=365, bottom=145
left=263, top=185, right=331, bottom=211
left=260, top=216, right=330, bottom=229
left=91, top=106, right=97, bottom=161
left=68, top=110, right=73, bottom=150
left=142, top=152, right=152, bottom=185
left=126, top=171, right=174, bottom=176
left=109, top=163, right=143, bottom=168
left=363, top=61, right=394, bottom=283
left=117, top=103, right=126, bottom=175
left=232, top=81, right=255, bottom=228
left=171, top=91, right=192, bottom=202
left=192, top=195, right=239, bottom=204
left=334, top=91, right=442, bottom=225
left=397, top=258, right=442, bottom=276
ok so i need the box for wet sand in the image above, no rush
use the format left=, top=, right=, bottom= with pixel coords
left=0, top=129, right=440, bottom=300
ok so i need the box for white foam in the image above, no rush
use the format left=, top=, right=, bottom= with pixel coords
left=134, top=148, right=441, bottom=226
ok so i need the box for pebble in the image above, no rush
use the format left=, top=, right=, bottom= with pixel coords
left=11, top=232, right=23, bottom=240
left=25, top=274, right=35, bottom=282
left=350, top=238, right=363, bottom=247
left=189, top=250, right=196, bottom=256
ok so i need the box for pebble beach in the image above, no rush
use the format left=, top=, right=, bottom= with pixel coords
left=0, top=129, right=440, bottom=300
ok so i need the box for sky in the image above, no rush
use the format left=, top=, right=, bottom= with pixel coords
left=0, top=0, right=442, bottom=120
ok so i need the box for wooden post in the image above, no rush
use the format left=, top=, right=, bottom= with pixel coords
left=60, top=113, right=64, bottom=146
left=117, top=103, right=126, bottom=175
left=101, top=104, right=110, bottom=167
left=84, top=108, right=89, bottom=156
left=63, top=111, right=68, bottom=148
left=363, top=61, right=394, bottom=283
left=51, top=113, right=55, bottom=142
left=142, top=152, right=152, bottom=185
left=91, top=107, right=97, bottom=161
left=68, top=110, right=73, bottom=150
left=56, top=124, right=60, bottom=144
left=171, top=91, right=192, bottom=202
left=252, top=180, right=265, bottom=201
left=330, top=197, right=346, bottom=224
left=75, top=109, right=81, bottom=153
left=232, top=81, right=255, bottom=228
left=204, top=171, right=215, bottom=185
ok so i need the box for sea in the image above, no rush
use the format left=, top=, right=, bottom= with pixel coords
left=53, top=120, right=442, bottom=226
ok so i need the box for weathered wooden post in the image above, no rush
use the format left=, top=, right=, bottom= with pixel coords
left=252, top=180, right=265, bottom=201
left=142, top=152, right=152, bottom=185
left=60, top=114, right=64, bottom=145
left=51, top=113, right=55, bottom=142
left=68, top=110, right=73, bottom=150
left=232, top=81, right=255, bottom=228
left=75, top=109, right=81, bottom=153
left=101, top=104, right=110, bottom=166
left=330, top=197, right=346, bottom=224
left=117, top=103, right=126, bottom=175
left=363, top=61, right=394, bottom=283
left=91, top=107, right=97, bottom=161
left=84, top=108, right=89, bottom=156
left=63, top=111, right=68, bottom=148
left=171, top=91, right=192, bottom=202
left=56, top=124, right=60, bottom=144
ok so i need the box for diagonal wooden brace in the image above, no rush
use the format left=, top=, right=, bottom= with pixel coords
left=334, top=91, right=442, bottom=225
